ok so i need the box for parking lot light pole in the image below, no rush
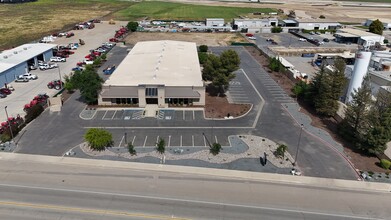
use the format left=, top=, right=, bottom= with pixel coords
left=293, top=124, right=304, bottom=167
left=4, top=106, right=15, bottom=143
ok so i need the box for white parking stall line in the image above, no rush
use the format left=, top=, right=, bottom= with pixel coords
left=214, top=136, right=218, bottom=144
left=118, top=135, right=125, bottom=147
left=156, top=136, right=159, bottom=144
left=203, top=135, right=207, bottom=147
left=193, top=111, right=195, bottom=120
left=111, top=110, right=117, bottom=120
left=180, top=135, right=182, bottom=147
left=131, top=136, right=136, bottom=145
left=192, top=135, right=194, bottom=147
left=101, top=110, right=108, bottom=120
left=183, top=110, right=185, bottom=120
left=168, top=135, right=171, bottom=147
left=143, top=136, right=148, bottom=147
left=232, top=94, right=249, bottom=96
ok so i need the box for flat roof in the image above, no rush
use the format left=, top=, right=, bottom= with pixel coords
left=338, top=28, right=381, bottom=37
left=336, top=32, right=358, bottom=38
left=0, top=43, right=56, bottom=73
left=282, top=20, right=297, bottom=24
left=104, top=40, right=203, bottom=87
left=278, top=57, right=294, bottom=68
left=295, top=19, right=340, bottom=24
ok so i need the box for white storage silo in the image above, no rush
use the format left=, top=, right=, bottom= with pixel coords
left=345, top=51, right=372, bottom=103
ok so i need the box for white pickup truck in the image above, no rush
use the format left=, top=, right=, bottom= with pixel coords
left=19, top=73, right=38, bottom=80
left=50, top=56, right=66, bottom=62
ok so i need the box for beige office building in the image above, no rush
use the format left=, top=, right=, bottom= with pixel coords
left=99, top=40, right=205, bottom=107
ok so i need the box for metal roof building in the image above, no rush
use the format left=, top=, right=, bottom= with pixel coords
left=0, top=43, right=55, bottom=86
left=99, top=40, right=205, bottom=108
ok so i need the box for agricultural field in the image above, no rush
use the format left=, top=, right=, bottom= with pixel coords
left=0, top=0, right=133, bottom=49
left=114, top=1, right=276, bottom=21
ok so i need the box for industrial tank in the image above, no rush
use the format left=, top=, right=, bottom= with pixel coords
left=345, top=51, right=372, bottom=103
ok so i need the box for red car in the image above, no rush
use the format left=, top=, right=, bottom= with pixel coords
left=66, top=32, right=75, bottom=38
left=0, top=88, right=11, bottom=95
left=109, top=38, right=119, bottom=42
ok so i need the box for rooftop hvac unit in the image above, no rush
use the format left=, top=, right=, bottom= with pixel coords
left=3, top=55, right=8, bottom=59
left=23, top=47, right=27, bottom=50
left=14, top=51, right=17, bottom=54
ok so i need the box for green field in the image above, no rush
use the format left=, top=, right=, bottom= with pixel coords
left=115, top=1, right=276, bottom=21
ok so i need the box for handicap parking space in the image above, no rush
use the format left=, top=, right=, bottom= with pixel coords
left=157, top=109, right=175, bottom=120
left=227, top=70, right=255, bottom=104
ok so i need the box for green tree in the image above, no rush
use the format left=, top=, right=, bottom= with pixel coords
left=84, top=128, right=113, bottom=151
left=69, top=65, right=103, bottom=104
left=199, top=45, right=208, bottom=52
left=220, top=49, right=240, bottom=74
left=127, top=142, right=137, bottom=156
left=339, top=79, right=372, bottom=145
left=271, top=26, right=282, bottom=33
left=156, top=138, right=165, bottom=154
left=275, top=144, right=288, bottom=159
left=210, top=142, right=222, bottom=155
left=291, top=81, right=310, bottom=100
left=64, top=75, right=76, bottom=92
left=268, top=57, right=283, bottom=72
left=365, top=107, right=391, bottom=154
left=126, top=21, right=139, bottom=32
left=202, top=54, right=221, bottom=81
left=369, top=19, right=383, bottom=35
left=198, top=52, right=208, bottom=65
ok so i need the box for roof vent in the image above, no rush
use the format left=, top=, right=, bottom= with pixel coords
left=23, top=47, right=27, bottom=50
left=14, top=51, right=18, bottom=54
left=3, top=55, right=8, bottom=59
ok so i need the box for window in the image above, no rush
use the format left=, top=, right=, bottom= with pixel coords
left=145, top=88, right=158, bottom=96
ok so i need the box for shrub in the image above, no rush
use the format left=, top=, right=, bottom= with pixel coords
left=25, top=104, right=44, bottom=123
left=198, top=52, right=208, bottom=64
left=319, top=15, right=326, bottom=19
left=127, top=143, right=137, bottom=156
left=199, top=45, right=208, bottom=52
left=271, top=26, right=282, bottom=33
left=384, top=39, right=389, bottom=44
left=380, top=159, right=391, bottom=170
left=156, top=138, right=165, bottom=154
left=210, top=143, right=222, bottom=155
left=0, top=133, right=11, bottom=143
left=84, top=128, right=113, bottom=151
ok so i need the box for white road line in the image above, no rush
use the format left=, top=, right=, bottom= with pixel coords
left=192, top=135, right=194, bottom=147
left=118, top=135, right=124, bottom=147
left=180, top=135, right=182, bottom=147
left=168, top=135, right=171, bottom=147
left=192, top=111, right=195, bottom=120
left=0, top=183, right=380, bottom=220
left=143, top=136, right=148, bottom=147
left=111, top=110, right=117, bottom=119
left=131, top=136, right=136, bottom=145
left=101, top=110, right=108, bottom=120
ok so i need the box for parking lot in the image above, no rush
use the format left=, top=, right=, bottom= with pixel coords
left=0, top=21, right=127, bottom=122
left=91, top=109, right=203, bottom=121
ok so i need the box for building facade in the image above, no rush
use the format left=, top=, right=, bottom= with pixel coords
left=0, top=43, right=55, bottom=86
left=99, top=40, right=205, bottom=108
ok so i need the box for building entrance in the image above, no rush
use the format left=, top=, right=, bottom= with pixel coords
left=146, top=98, right=158, bottom=104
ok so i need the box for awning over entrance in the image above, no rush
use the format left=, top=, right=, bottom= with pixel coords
left=165, top=87, right=200, bottom=98
left=100, top=86, right=138, bottom=98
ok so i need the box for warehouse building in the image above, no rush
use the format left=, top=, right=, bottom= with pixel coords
left=0, top=43, right=55, bottom=86
left=334, top=28, right=385, bottom=47
left=295, top=19, right=340, bottom=30
left=232, top=18, right=278, bottom=33
left=206, top=18, right=225, bottom=27
left=364, top=18, right=391, bottom=30
left=99, top=40, right=205, bottom=108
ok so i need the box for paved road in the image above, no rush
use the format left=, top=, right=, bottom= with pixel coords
left=0, top=154, right=389, bottom=220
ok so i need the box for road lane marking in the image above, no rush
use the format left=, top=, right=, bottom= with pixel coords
left=168, top=135, right=171, bottom=147
left=180, top=135, right=182, bottom=147
left=0, top=184, right=380, bottom=220
left=111, top=110, right=117, bottom=119
left=118, top=135, right=125, bottom=148
left=132, top=136, right=136, bottom=145
left=0, top=201, right=189, bottom=220
left=192, top=135, right=194, bottom=147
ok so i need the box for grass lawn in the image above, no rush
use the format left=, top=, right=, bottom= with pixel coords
left=114, top=1, right=276, bottom=21
left=0, top=0, right=133, bottom=50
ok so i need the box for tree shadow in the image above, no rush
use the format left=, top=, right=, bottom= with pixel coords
left=206, top=84, right=226, bottom=97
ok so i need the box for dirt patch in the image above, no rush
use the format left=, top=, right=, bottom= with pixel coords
left=204, top=93, right=251, bottom=119
left=243, top=46, right=387, bottom=173
left=124, top=32, right=246, bottom=46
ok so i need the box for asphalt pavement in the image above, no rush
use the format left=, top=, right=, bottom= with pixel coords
left=0, top=154, right=389, bottom=220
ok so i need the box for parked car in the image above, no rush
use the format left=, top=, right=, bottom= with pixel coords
left=94, top=48, right=107, bottom=53
left=19, top=73, right=38, bottom=80
left=103, top=65, right=116, bottom=75
left=14, top=76, right=29, bottom=82
left=298, top=38, right=307, bottom=42
left=248, top=36, right=256, bottom=40
left=323, top=38, right=330, bottom=42
left=109, top=38, right=119, bottom=42
left=309, top=31, right=315, bottom=35
left=66, top=32, right=75, bottom=38
left=84, top=60, right=94, bottom=65
left=245, top=33, right=254, bottom=37
left=315, top=32, right=321, bottom=35
left=72, top=66, right=84, bottom=71
left=271, top=41, right=278, bottom=45
left=50, top=56, right=66, bottom=62
left=0, top=92, right=6, bottom=98
left=102, top=42, right=115, bottom=47
left=0, top=88, right=11, bottom=95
